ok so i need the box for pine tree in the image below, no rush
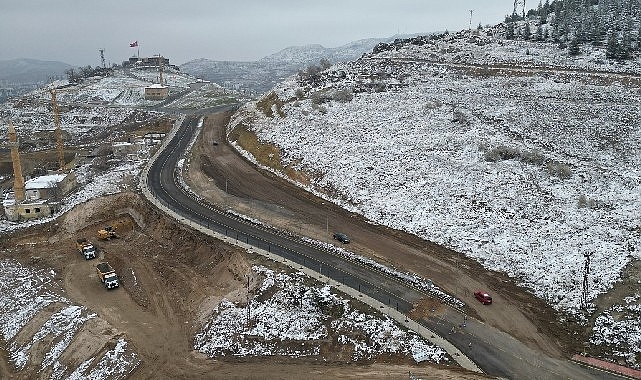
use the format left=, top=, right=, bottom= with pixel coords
left=537, top=24, right=545, bottom=41
left=506, top=22, right=516, bottom=39
left=505, top=0, right=639, bottom=60
left=568, top=36, right=581, bottom=55
left=524, top=23, right=532, bottom=40
left=606, top=33, right=619, bottom=59
left=619, top=32, right=632, bottom=59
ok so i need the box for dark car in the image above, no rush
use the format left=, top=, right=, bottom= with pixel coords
left=474, top=290, right=492, bottom=305
left=333, top=232, right=350, bottom=244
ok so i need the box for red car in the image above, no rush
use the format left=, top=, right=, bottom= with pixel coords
left=474, top=291, right=492, bottom=305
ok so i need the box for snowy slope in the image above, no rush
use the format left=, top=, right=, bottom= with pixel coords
left=196, top=265, right=448, bottom=363
left=0, top=259, right=139, bottom=379
left=229, top=30, right=641, bottom=366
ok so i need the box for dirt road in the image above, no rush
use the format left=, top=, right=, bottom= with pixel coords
left=186, top=111, right=581, bottom=359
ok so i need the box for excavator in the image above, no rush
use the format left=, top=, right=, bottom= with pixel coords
left=97, top=219, right=133, bottom=240
left=97, top=225, right=118, bottom=240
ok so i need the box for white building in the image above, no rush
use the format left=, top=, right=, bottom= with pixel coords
left=3, top=173, right=76, bottom=221
left=24, top=173, right=68, bottom=201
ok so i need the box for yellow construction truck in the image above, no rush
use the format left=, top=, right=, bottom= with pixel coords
left=96, top=262, right=119, bottom=289
left=97, top=226, right=118, bottom=240
left=76, top=238, right=96, bottom=260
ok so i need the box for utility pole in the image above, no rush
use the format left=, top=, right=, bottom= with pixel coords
left=469, top=10, right=474, bottom=31
left=581, top=251, right=593, bottom=310
left=513, top=0, right=526, bottom=18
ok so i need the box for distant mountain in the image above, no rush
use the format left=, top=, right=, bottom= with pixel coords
left=181, top=35, right=420, bottom=96
left=0, top=58, right=73, bottom=84
left=258, top=37, right=392, bottom=65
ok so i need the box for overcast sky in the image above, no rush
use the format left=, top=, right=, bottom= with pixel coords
left=2, top=1, right=513, bottom=66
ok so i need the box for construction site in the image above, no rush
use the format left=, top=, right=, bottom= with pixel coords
left=0, top=75, right=484, bottom=378
left=2, top=30, right=641, bottom=378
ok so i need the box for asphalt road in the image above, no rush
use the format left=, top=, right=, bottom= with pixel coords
left=146, top=112, right=625, bottom=380
left=148, top=115, right=421, bottom=311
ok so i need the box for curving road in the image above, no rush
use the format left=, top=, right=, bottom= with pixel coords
left=145, top=112, right=625, bottom=380
left=148, top=115, right=421, bottom=311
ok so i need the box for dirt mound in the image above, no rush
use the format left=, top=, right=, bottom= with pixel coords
left=0, top=192, right=251, bottom=379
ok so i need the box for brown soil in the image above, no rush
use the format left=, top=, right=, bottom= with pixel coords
left=0, top=191, right=491, bottom=379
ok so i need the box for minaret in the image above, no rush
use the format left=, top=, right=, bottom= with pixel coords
left=8, top=121, right=25, bottom=202
left=50, top=89, right=65, bottom=171
left=158, top=55, right=164, bottom=86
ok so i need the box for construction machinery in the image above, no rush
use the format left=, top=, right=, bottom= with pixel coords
left=76, top=238, right=97, bottom=260
left=96, top=262, right=119, bottom=289
left=97, top=225, right=118, bottom=240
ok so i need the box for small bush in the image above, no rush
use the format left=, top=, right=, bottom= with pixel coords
left=310, top=91, right=326, bottom=105
left=484, top=145, right=520, bottom=161
left=578, top=194, right=598, bottom=209
left=578, top=194, right=588, bottom=208
left=371, top=82, right=386, bottom=92
left=332, top=88, right=353, bottom=103
left=452, top=108, right=468, bottom=124
left=424, top=100, right=442, bottom=110
left=547, top=162, right=572, bottom=179
left=520, top=150, right=546, bottom=165
left=256, top=92, right=285, bottom=118
left=311, top=103, right=327, bottom=114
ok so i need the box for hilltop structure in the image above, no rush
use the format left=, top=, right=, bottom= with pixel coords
left=144, top=55, right=169, bottom=100
left=123, top=55, right=175, bottom=69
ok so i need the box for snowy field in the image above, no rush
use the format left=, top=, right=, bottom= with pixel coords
left=0, top=259, right=139, bottom=379
left=0, top=68, right=245, bottom=142
left=374, top=28, right=641, bottom=76
left=127, top=67, right=194, bottom=90
left=195, top=265, right=448, bottom=364
left=229, top=33, right=641, bottom=367
left=0, top=79, right=141, bottom=143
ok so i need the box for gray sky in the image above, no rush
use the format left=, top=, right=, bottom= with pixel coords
left=2, top=1, right=512, bottom=66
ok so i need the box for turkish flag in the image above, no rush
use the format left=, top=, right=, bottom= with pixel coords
left=130, top=41, right=138, bottom=48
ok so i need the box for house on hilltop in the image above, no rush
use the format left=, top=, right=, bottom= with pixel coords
left=144, top=83, right=169, bottom=100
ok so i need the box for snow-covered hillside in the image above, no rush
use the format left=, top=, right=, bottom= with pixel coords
left=0, top=68, right=242, bottom=147
left=196, top=265, right=448, bottom=364
left=229, top=30, right=641, bottom=368
left=0, top=259, right=140, bottom=379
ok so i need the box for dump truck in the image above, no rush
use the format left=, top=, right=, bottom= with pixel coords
left=76, top=238, right=96, bottom=260
left=96, top=262, right=119, bottom=289
left=98, top=225, right=118, bottom=240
